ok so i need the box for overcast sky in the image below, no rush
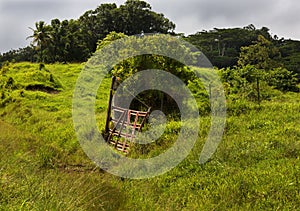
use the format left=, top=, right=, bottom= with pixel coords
left=1, top=0, right=300, bottom=53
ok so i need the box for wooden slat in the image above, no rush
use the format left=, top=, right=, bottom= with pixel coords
left=111, top=120, right=142, bottom=128
left=109, top=131, right=136, bottom=139
left=112, top=106, right=148, bottom=115
left=106, top=105, right=150, bottom=154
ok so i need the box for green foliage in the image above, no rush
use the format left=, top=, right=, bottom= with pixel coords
left=185, top=25, right=300, bottom=81
left=238, top=35, right=281, bottom=70
left=185, top=25, right=274, bottom=68
left=219, top=35, right=299, bottom=100
left=96, top=31, right=127, bottom=51
left=117, top=0, right=175, bottom=35
left=187, top=70, right=211, bottom=115
left=95, top=33, right=199, bottom=113
left=220, top=64, right=299, bottom=99
left=220, top=65, right=259, bottom=95
left=22, top=0, right=175, bottom=63
left=95, top=33, right=197, bottom=80
left=0, top=46, right=35, bottom=64
left=276, top=39, right=300, bottom=79
left=268, top=67, right=299, bottom=92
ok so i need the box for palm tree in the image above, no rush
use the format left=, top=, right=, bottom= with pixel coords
left=27, top=21, right=52, bottom=62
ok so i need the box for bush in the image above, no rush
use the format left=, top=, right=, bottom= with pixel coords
left=219, top=65, right=299, bottom=103
left=267, top=67, right=299, bottom=92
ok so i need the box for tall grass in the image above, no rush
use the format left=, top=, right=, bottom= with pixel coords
left=0, top=62, right=299, bottom=210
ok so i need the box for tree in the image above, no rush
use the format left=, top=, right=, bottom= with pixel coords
left=27, top=21, right=52, bottom=62
left=0, top=46, right=35, bottom=64
left=267, top=67, right=299, bottom=92
left=278, top=39, right=300, bottom=80
left=96, top=31, right=127, bottom=51
left=238, top=35, right=281, bottom=70
left=47, top=19, right=62, bottom=62
left=117, top=0, right=175, bottom=35
left=78, top=0, right=175, bottom=53
left=5, top=0, right=176, bottom=63
left=95, top=32, right=197, bottom=112
left=219, top=65, right=265, bottom=103
left=63, top=19, right=90, bottom=62
left=221, top=35, right=299, bottom=98
left=185, top=25, right=274, bottom=68
left=78, top=3, right=118, bottom=52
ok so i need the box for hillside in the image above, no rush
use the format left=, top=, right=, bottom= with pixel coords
left=185, top=26, right=300, bottom=77
left=0, top=62, right=299, bottom=210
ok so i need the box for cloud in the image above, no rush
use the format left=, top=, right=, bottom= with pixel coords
left=0, top=0, right=300, bottom=53
left=147, top=0, right=300, bottom=39
left=0, top=0, right=103, bottom=52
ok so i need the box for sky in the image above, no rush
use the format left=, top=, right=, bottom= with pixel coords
left=1, top=0, right=300, bottom=53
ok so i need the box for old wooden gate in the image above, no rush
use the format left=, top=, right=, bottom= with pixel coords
left=104, top=76, right=150, bottom=154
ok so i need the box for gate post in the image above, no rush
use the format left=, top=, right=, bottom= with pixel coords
left=104, top=76, right=116, bottom=139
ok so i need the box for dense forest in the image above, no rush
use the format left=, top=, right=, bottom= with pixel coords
left=186, top=26, right=300, bottom=79
left=0, top=0, right=175, bottom=64
left=1, top=0, right=300, bottom=80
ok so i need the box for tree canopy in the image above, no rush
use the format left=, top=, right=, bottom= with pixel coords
left=238, top=35, right=281, bottom=70
left=185, top=25, right=300, bottom=79
left=5, top=0, right=175, bottom=64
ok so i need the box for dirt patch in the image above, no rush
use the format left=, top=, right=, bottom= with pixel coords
left=57, top=163, right=101, bottom=174
left=26, top=84, right=59, bottom=94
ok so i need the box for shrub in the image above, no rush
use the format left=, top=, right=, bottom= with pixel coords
left=268, top=67, right=299, bottom=92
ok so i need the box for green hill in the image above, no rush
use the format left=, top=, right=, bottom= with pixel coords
left=0, top=62, right=299, bottom=210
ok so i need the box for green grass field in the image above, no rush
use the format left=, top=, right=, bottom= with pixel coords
left=0, top=62, right=299, bottom=210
